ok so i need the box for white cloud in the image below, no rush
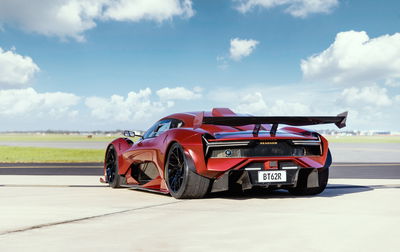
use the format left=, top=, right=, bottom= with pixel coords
left=104, top=0, right=194, bottom=22
left=385, top=78, right=400, bottom=87
left=156, top=86, right=202, bottom=100
left=0, top=88, right=80, bottom=117
left=339, top=85, right=392, bottom=107
left=269, top=100, right=311, bottom=115
left=216, top=56, right=229, bottom=70
left=235, top=92, right=268, bottom=115
left=235, top=91, right=311, bottom=116
left=0, top=0, right=194, bottom=42
left=0, top=47, right=40, bottom=88
left=86, top=86, right=202, bottom=123
left=301, top=31, right=400, bottom=84
left=235, top=0, right=339, bottom=18
left=193, top=86, right=203, bottom=93
left=229, top=38, right=259, bottom=61
left=0, top=0, right=104, bottom=42
left=85, top=88, right=166, bottom=122
left=214, top=84, right=400, bottom=131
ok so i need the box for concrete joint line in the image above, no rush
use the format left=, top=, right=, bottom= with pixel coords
left=0, top=201, right=181, bottom=236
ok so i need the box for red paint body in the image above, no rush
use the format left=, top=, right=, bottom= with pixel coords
left=103, top=108, right=332, bottom=194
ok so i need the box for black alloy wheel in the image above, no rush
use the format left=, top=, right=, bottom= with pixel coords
left=166, top=144, right=185, bottom=193
left=105, top=145, right=122, bottom=188
left=165, top=143, right=211, bottom=199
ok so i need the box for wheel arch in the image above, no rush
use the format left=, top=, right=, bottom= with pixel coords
left=104, top=137, right=134, bottom=176
left=163, top=130, right=209, bottom=176
left=163, top=140, right=179, bottom=169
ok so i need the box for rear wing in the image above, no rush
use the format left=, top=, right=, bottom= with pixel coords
left=194, top=111, right=348, bottom=136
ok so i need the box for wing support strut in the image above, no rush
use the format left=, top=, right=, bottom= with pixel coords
left=252, top=124, right=261, bottom=136
left=270, top=123, right=278, bottom=137
left=252, top=123, right=278, bottom=136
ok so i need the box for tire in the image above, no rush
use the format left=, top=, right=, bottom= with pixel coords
left=105, top=145, right=123, bottom=188
left=165, top=143, right=211, bottom=199
left=288, top=150, right=331, bottom=196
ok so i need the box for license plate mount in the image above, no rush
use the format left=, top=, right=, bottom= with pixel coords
left=258, top=170, right=287, bottom=183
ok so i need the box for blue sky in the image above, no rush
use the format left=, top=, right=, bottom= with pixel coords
left=0, top=0, right=399, bottom=131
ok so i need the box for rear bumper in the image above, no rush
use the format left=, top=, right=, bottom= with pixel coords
left=210, top=166, right=322, bottom=193
left=203, top=156, right=324, bottom=175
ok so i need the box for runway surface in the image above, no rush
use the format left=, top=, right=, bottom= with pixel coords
left=1, top=162, right=399, bottom=179
left=1, top=175, right=399, bottom=252
left=1, top=164, right=399, bottom=251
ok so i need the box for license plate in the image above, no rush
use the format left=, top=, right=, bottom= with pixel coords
left=258, top=171, right=287, bottom=183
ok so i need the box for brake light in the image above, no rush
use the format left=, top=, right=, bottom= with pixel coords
left=264, top=161, right=278, bottom=170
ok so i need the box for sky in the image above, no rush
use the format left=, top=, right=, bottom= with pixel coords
left=0, top=0, right=399, bottom=132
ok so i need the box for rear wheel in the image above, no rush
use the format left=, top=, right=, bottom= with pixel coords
left=165, top=143, right=210, bottom=199
left=105, top=145, right=123, bottom=188
left=288, top=150, right=331, bottom=196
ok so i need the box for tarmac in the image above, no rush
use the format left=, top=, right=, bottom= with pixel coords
left=0, top=142, right=399, bottom=251
left=0, top=173, right=399, bottom=251
left=2, top=162, right=400, bottom=179
left=329, top=142, right=400, bottom=162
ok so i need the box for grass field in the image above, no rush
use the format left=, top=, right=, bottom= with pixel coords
left=0, top=133, right=399, bottom=163
left=0, top=133, right=132, bottom=162
left=0, top=146, right=104, bottom=163
left=0, top=133, right=120, bottom=142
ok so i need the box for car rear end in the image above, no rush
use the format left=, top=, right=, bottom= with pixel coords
left=202, top=131, right=330, bottom=193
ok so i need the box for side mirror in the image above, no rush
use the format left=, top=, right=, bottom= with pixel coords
left=123, top=130, right=136, bottom=137
left=123, top=130, right=143, bottom=138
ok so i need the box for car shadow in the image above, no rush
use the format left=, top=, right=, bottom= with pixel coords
left=125, top=183, right=400, bottom=200
left=205, top=184, right=374, bottom=200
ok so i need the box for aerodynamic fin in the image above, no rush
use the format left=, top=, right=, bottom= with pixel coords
left=193, top=111, right=204, bottom=129
left=335, top=111, right=348, bottom=129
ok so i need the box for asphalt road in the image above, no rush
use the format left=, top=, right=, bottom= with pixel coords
left=0, top=162, right=400, bottom=179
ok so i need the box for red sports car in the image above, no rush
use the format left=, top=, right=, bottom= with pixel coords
left=101, top=108, right=347, bottom=199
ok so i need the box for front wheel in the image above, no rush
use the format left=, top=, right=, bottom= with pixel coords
left=165, top=143, right=211, bottom=199
left=105, top=145, right=123, bottom=188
